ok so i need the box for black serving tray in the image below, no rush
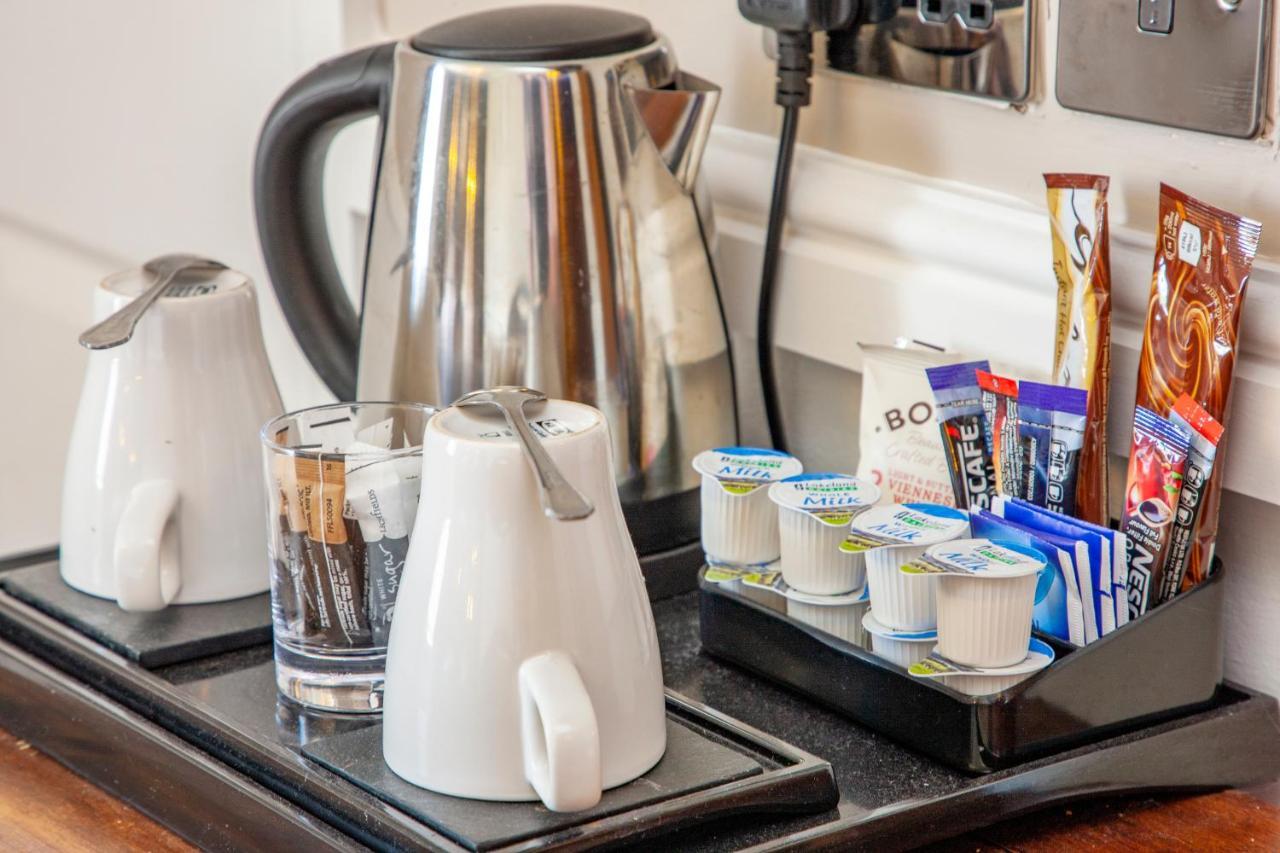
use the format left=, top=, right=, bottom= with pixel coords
left=1, top=551, right=1277, bottom=851
left=699, top=566, right=1227, bottom=773
left=0, top=556, right=836, bottom=852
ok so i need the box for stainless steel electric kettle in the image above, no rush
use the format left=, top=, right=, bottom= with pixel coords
left=254, top=6, right=736, bottom=558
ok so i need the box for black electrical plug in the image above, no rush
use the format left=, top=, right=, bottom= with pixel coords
left=736, top=0, right=871, bottom=451
left=739, top=1, right=862, bottom=107
left=737, top=0, right=859, bottom=33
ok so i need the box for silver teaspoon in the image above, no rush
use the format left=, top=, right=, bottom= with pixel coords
left=79, top=253, right=227, bottom=350
left=455, top=386, right=594, bottom=521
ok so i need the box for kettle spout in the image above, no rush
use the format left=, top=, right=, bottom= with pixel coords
left=626, top=71, right=720, bottom=192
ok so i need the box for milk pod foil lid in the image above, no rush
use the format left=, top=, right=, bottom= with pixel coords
left=904, top=538, right=1047, bottom=579
left=842, top=502, right=969, bottom=553
left=767, top=473, right=880, bottom=526
left=693, top=447, right=803, bottom=496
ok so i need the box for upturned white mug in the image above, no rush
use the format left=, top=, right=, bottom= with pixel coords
left=382, top=399, right=667, bottom=812
left=59, top=265, right=283, bottom=611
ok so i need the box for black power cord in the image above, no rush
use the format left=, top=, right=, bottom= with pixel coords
left=740, top=1, right=898, bottom=452
left=756, top=31, right=813, bottom=453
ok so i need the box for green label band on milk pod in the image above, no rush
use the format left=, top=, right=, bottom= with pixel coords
left=693, top=447, right=803, bottom=496
left=768, top=473, right=879, bottom=526
left=703, top=565, right=780, bottom=586
left=703, top=565, right=869, bottom=605
left=840, top=502, right=968, bottom=554
left=908, top=637, right=1055, bottom=679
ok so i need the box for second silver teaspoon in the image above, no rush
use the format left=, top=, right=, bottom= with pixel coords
left=455, top=386, right=595, bottom=521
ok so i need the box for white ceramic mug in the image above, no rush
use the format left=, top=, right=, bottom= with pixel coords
left=382, top=398, right=667, bottom=812
left=60, top=265, right=283, bottom=611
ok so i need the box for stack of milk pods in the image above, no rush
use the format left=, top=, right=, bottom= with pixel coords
left=693, top=448, right=885, bottom=643
left=765, top=472, right=880, bottom=645
left=694, top=448, right=803, bottom=568
left=900, top=538, right=1058, bottom=695
left=694, top=447, right=802, bottom=608
left=841, top=503, right=968, bottom=667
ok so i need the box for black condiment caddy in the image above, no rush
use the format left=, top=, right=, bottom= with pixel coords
left=699, top=564, right=1227, bottom=773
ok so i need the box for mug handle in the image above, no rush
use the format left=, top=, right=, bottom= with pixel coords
left=114, top=479, right=181, bottom=612
left=518, top=651, right=602, bottom=812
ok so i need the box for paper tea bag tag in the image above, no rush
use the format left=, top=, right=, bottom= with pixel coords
left=354, top=417, right=395, bottom=449
left=298, top=414, right=357, bottom=454
left=768, top=473, right=879, bottom=526
left=292, top=457, right=348, bottom=544
left=841, top=502, right=968, bottom=553
left=693, top=447, right=803, bottom=496
left=345, top=449, right=413, bottom=541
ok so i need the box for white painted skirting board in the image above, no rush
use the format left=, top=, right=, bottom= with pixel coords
left=702, top=126, right=1280, bottom=509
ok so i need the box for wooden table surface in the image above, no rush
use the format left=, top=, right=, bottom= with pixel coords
left=1, top=724, right=1276, bottom=852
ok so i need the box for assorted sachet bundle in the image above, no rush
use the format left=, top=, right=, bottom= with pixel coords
left=913, top=179, right=1259, bottom=645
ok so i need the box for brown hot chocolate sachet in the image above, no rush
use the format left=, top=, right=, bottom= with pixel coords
left=1130, top=183, right=1261, bottom=591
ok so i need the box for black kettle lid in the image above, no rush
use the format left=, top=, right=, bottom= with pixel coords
left=409, top=5, right=654, bottom=62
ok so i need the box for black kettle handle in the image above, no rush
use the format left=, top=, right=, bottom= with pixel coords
left=253, top=41, right=395, bottom=401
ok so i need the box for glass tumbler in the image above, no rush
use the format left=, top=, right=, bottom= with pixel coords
left=261, top=402, right=435, bottom=713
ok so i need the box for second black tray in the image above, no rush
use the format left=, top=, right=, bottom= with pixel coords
left=700, top=568, right=1226, bottom=773
left=0, top=562, right=271, bottom=667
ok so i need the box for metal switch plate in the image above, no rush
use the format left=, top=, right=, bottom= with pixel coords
left=1138, top=0, right=1174, bottom=34
left=1058, top=0, right=1271, bottom=138
left=825, top=0, right=1031, bottom=103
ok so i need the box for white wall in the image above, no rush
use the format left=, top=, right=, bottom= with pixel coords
left=3, top=0, right=1279, bottom=694
left=0, top=0, right=359, bottom=553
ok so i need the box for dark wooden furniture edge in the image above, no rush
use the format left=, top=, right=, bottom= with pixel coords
left=0, top=632, right=360, bottom=851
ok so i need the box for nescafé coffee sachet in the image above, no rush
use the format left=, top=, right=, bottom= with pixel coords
left=927, top=361, right=996, bottom=510
left=1122, top=407, right=1189, bottom=620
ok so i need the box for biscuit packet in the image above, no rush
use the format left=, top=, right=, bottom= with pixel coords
left=856, top=344, right=967, bottom=505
